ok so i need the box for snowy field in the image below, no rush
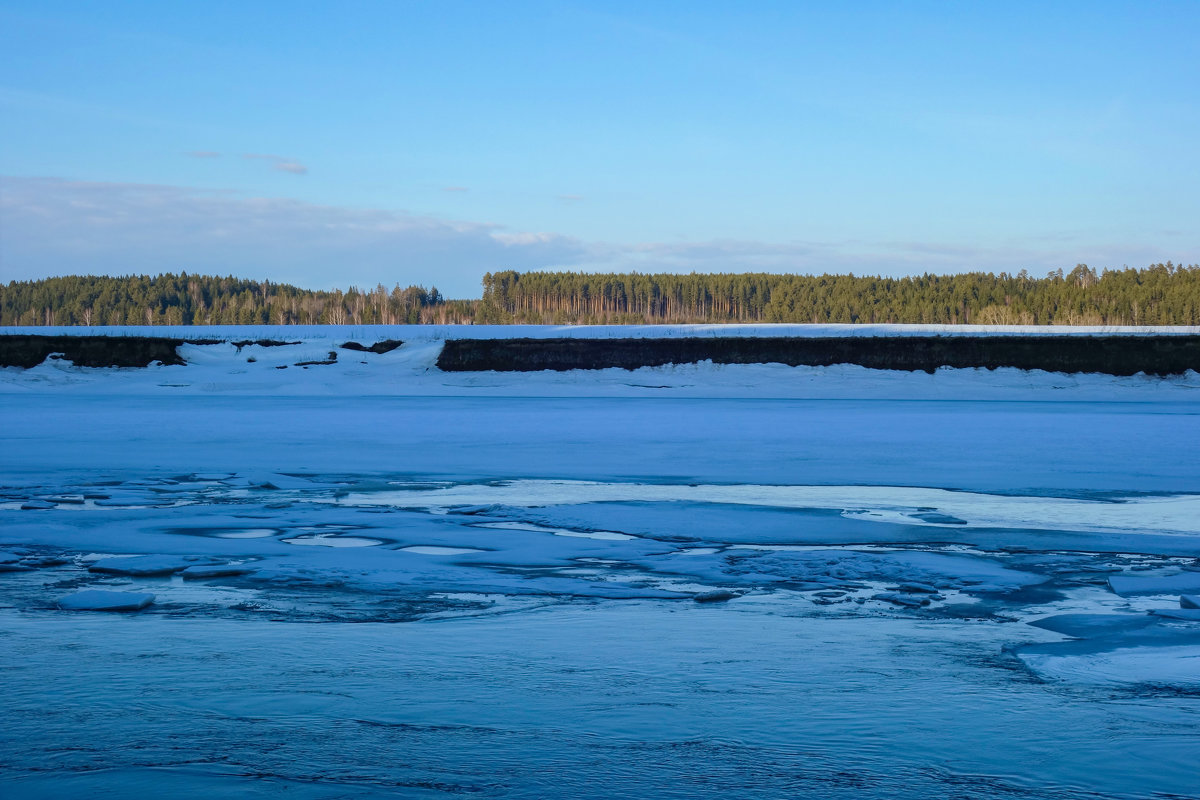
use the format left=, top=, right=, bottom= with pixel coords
left=2, top=326, right=1200, bottom=799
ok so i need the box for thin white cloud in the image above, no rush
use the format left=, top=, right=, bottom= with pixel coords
left=0, top=177, right=586, bottom=297
left=602, top=237, right=1189, bottom=277
left=243, top=153, right=309, bottom=175
left=492, top=232, right=564, bottom=246
left=0, top=177, right=1186, bottom=299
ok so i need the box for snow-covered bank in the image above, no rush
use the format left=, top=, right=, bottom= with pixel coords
left=3, top=325, right=1199, bottom=400
left=4, top=323, right=1200, bottom=377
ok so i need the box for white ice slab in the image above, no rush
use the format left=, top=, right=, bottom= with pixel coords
left=57, top=590, right=155, bottom=611
left=399, top=546, right=485, bottom=555
left=1027, top=614, right=1158, bottom=639
left=344, top=480, right=1200, bottom=537
left=1019, top=644, right=1200, bottom=687
left=280, top=534, right=383, bottom=547
left=88, top=555, right=195, bottom=576
left=1108, top=572, right=1200, bottom=596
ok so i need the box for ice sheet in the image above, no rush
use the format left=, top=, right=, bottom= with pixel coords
left=341, top=480, right=1200, bottom=537
left=3, top=325, right=1200, bottom=799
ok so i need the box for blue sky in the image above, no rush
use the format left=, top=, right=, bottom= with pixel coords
left=1, top=1, right=1197, bottom=297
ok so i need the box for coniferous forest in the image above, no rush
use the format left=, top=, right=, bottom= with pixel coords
left=2, top=263, right=1199, bottom=326
left=0, top=275, right=474, bottom=326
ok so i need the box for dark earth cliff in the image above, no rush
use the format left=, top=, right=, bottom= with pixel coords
left=436, top=335, right=1200, bottom=376
left=3, top=333, right=1200, bottom=375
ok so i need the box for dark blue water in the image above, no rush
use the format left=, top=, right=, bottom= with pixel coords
left=4, top=600, right=1198, bottom=799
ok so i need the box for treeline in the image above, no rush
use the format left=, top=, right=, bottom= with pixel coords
left=0, top=274, right=474, bottom=326
left=3, top=264, right=1199, bottom=326
left=480, top=264, right=1200, bottom=325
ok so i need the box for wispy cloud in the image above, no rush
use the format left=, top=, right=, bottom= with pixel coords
left=0, top=177, right=586, bottom=297
left=599, top=237, right=1186, bottom=277
left=0, top=176, right=1184, bottom=299
left=492, top=232, right=564, bottom=246
left=243, top=153, right=309, bottom=175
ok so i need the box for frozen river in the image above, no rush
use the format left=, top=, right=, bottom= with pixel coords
left=2, top=333, right=1200, bottom=798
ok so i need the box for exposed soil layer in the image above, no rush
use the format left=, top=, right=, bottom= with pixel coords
left=341, top=339, right=404, bottom=354
left=5, top=333, right=1199, bottom=375
left=0, top=336, right=408, bottom=369
left=0, top=335, right=206, bottom=368
left=436, top=335, right=1200, bottom=375
left=295, top=351, right=339, bottom=366
left=231, top=339, right=301, bottom=349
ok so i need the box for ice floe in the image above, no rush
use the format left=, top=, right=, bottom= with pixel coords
left=1027, top=613, right=1158, bottom=638
left=210, top=528, right=278, bottom=539
left=399, top=546, right=486, bottom=555
left=20, top=500, right=55, bottom=510
left=1015, top=627, right=1200, bottom=687
left=88, top=555, right=197, bottom=576
left=57, top=589, right=155, bottom=611
left=1108, top=572, right=1200, bottom=596
left=342, top=480, right=1200, bottom=537
left=280, top=533, right=384, bottom=547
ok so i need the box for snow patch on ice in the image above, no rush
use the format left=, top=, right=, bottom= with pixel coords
left=474, top=521, right=635, bottom=540
left=399, top=546, right=485, bottom=555
left=280, top=534, right=383, bottom=547
left=339, top=480, right=1200, bottom=537
left=212, top=528, right=278, bottom=539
